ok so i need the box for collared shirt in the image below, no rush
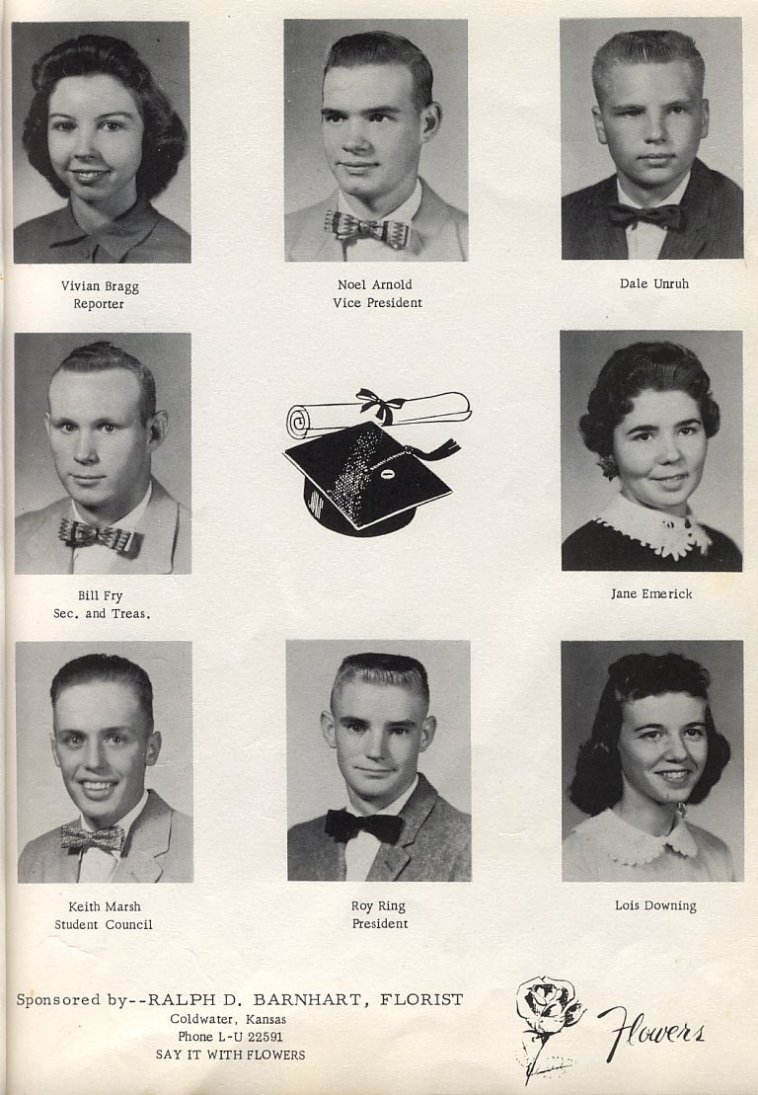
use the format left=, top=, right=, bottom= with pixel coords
left=563, top=808, right=735, bottom=882
left=344, top=776, right=419, bottom=881
left=71, top=483, right=152, bottom=575
left=338, top=180, right=422, bottom=262
left=13, top=198, right=190, bottom=264
left=617, top=172, right=690, bottom=259
left=77, top=791, right=149, bottom=883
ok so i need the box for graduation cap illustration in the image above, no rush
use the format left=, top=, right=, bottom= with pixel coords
left=285, top=420, right=461, bottom=537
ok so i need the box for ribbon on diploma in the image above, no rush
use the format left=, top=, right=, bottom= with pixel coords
left=286, top=389, right=472, bottom=440
left=356, top=388, right=406, bottom=426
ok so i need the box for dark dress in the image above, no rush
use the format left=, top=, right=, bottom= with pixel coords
left=562, top=519, right=742, bottom=572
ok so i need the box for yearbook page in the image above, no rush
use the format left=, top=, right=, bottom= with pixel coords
left=4, top=1, right=757, bottom=1092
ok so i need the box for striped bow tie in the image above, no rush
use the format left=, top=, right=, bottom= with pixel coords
left=60, top=824, right=125, bottom=853
left=324, top=210, right=410, bottom=249
left=58, top=517, right=140, bottom=556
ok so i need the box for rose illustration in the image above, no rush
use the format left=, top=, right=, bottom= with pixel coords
left=516, top=976, right=585, bottom=1084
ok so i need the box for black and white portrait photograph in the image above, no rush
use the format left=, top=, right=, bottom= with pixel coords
left=561, top=18, right=742, bottom=260
left=16, top=641, right=193, bottom=884
left=562, top=641, right=743, bottom=882
left=15, top=332, right=191, bottom=575
left=561, top=330, right=742, bottom=572
left=287, top=641, right=471, bottom=881
left=284, top=19, right=468, bottom=262
left=12, top=22, right=190, bottom=263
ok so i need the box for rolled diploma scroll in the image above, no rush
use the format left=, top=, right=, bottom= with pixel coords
left=286, top=391, right=471, bottom=440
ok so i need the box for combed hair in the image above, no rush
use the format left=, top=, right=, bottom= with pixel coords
left=51, top=341, right=156, bottom=425
left=23, top=34, right=187, bottom=200
left=579, top=341, right=720, bottom=463
left=569, top=652, right=731, bottom=815
left=592, top=30, right=705, bottom=105
left=324, top=31, right=433, bottom=110
left=331, top=652, right=430, bottom=710
left=51, top=653, right=154, bottom=730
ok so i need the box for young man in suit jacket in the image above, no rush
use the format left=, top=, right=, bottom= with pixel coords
left=19, top=653, right=193, bottom=883
left=285, top=31, right=468, bottom=262
left=562, top=29, right=742, bottom=260
left=15, top=340, right=190, bottom=574
left=288, top=653, right=471, bottom=881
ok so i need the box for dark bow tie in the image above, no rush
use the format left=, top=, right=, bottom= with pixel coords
left=59, top=517, right=140, bottom=556
left=325, top=809, right=403, bottom=845
left=608, top=202, right=683, bottom=231
left=324, top=210, right=410, bottom=250
left=60, top=824, right=125, bottom=853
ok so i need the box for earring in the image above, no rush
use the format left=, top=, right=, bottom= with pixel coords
left=597, top=454, right=618, bottom=481
left=676, top=802, right=688, bottom=819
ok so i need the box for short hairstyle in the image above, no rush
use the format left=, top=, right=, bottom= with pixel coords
left=579, top=342, right=720, bottom=469
left=569, top=652, right=731, bottom=815
left=50, top=653, right=154, bottom=732
left=324, top=31, right=434, bottom=111
left=592, top=30, right=705, bottom=105
left=50, top=341, right=157, bottom=425
left=330, top=652, right=430, bottom=710
left=22, top=34, right=187, bottom=201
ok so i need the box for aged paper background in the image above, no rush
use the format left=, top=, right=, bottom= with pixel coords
left=4, top=0, right=757, bottom=1092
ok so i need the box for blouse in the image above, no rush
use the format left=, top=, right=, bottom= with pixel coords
left=563, top=808, right=735, bottom=882
left=562, top=494, right=742, bottom=572
left=14, top=198, right=190, bottom=264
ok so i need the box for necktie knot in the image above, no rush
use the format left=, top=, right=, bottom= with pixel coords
left=325, top=809, right=403, bottom=845
left=59, top=517, right=140, bottom=556
left=608, top=202, right=683, bottom=231
left=60, top=824, right=125, bottom=853
left=324, top=210, right=410, bottom=250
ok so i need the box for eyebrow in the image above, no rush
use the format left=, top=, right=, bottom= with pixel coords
left=49, top=110, right=137, bottom=120
left=624, top=417, right=702, bottom=435
left=337, top=717, right=418, bottom=729
left=610, top=95, right=695, bottom=110
left=56, top=725, right=133, bottom=735
left=631, top=720, right=707, bottom=733
left=321, top=105, right=402, bottom=118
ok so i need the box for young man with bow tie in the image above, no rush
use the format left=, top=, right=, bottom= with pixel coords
left=15, top=340, right=190, bottom=574
left=18, top=653, right=192, bottom=883
left=562, top=29, right=742, bottom=260
left=287, top=653, right=471, bottom=881
left=285, top=30, right=468, bottom=262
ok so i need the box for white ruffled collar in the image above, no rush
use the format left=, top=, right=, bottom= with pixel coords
left=576, top=807, right=698, bottom=866
left=596, top=494, right=712, bottom=560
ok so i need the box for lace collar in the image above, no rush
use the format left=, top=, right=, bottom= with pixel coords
left=596, top=494, right=712, bottom=560
left=577, top=808, right=698, bottom=866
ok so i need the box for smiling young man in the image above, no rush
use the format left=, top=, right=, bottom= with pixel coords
left=287, top=653, right=471, bottom=881
left=18, top=653, right=192, bottom=883
left=15, top=341, right=190, bottom=574
left=562, top=29, right=743, bottom=260
left=285, top=30, right=468, bottom=261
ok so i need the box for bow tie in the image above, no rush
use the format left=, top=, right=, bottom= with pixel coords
left=60, top=824, right=125, bottom=853
left=325, top=809, right=404, bottom=845
left=608, top=202, right=683, bottom=231
left=59, top=517, right=140, bottom=556
left=324, top=210, right=410, bottom=250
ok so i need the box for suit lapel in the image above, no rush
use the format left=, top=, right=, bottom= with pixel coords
left=26, top=499, right=75, bottom=573
left=291, top=195, right=345, bottom=262
left=590, top=176, right=628, bottom=259
left=659, top=159, right=711, bottom=260
left=112, top=790, right=171, bottom=883
left=366, top=775, right=438, bottom=881
left=406, top=181, right=448, bottom=258
left=109, top=480, right=179, bottom=575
